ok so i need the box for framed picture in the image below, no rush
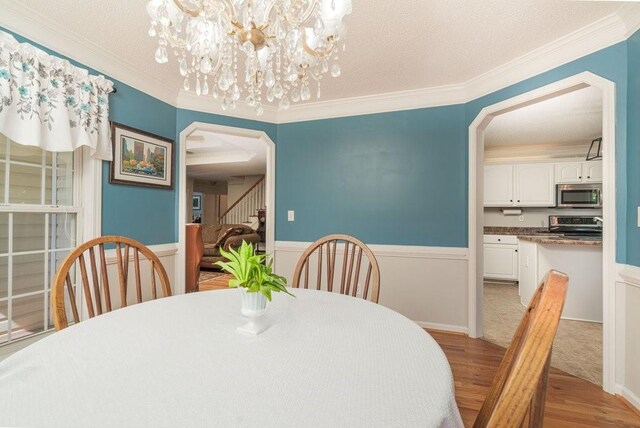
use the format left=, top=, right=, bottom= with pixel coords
left=110, top=122, right=174, bottom=189
left=192, top=195, right=201, bottom=211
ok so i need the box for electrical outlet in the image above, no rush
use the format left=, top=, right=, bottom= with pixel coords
left=288, top=210, right=295, bottom=222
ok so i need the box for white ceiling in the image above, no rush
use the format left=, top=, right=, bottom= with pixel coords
left=3, top=0, right=624, bottom=105
left=485, top=85, right=603, bottom=147
left=186, top=130, right=266, bottom=181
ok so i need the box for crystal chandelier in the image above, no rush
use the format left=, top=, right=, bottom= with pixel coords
left=147, top=0, right=352, bottom=115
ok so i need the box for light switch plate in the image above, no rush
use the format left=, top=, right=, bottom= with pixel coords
left=288, top=210, right=295, bottom=222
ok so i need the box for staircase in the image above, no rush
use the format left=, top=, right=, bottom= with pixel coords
left=218, top=176, right=265, bottom=228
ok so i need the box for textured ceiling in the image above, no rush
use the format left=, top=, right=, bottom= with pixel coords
left=485, top=86, right=603, bottom=147
left=9, top=0, right=621, bottom=102
left=186, top=130, right=266, bottom=181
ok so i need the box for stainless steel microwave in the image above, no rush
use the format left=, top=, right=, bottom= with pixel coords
left=556, top=183, right=602, bottom=208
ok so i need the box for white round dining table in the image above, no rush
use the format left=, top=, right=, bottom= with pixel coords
left=0, top=288, right=463, bottom=427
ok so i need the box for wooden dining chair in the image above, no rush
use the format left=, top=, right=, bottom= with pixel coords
left=473, top=270, right=568, bottom=428
left=52, top=236, right=172, bottom=330
left=292, top=234, right=381, bottom=303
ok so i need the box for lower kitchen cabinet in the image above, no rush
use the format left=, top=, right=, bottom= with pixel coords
left=484, top=235, right=518, bottom=281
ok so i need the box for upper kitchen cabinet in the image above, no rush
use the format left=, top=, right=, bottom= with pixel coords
left=582, top=161, right=603, bottom=183
left=555, top=160, right=602, bottom=184
left=484, top=162, right=555, bottom=207
left=484, top=164, right=514, bottom=206
left=514, top=163, right=555, bottom=206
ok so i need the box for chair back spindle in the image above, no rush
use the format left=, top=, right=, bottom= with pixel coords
left=52, top=236, right=172, bottom=330
left=292, top=234, right=381, bottom=303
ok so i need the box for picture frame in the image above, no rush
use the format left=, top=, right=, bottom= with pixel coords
left=192, top=195, right=201, bottom=211
left=109, top=122, right=175, bottom=189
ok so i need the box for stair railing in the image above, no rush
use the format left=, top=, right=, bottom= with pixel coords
left=219, top=176, right=265, bottom=224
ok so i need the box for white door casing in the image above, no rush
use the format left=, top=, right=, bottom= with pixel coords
left=468, top=72, right=616, bottom=393
left=177, top=122, right=276, bottom=296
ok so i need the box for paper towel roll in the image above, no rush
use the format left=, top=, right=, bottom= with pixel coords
left=501, top=208, right=522, bottom=216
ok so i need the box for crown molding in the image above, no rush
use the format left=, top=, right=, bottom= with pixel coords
left=3, top=3, right=640, bottom=124
left=0, top=2, right=176, bottom=106
left=176, top=90, right=279, bottom=124
left=274, top=83, right=468, bottom=123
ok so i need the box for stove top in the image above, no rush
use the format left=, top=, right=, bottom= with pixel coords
left=549, top=215, right=602, bottom=236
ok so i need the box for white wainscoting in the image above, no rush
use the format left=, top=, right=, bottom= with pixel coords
left=615, top=263, right=640, bottom=411
left=274, top=241, right=469, bottom=334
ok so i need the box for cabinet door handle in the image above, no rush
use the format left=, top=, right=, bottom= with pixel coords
left=517, top=200, right=520, bottom=202
left=515, top=249, right=518, bottom=252
left=498, top=239, right=501, bottom=242
left=587, top=176, right=591, bottom=179
left=510, top=199, right=513, bottom=202
left=579, top=176, right=582, bottom=179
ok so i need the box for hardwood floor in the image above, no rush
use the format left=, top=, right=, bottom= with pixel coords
left=428, top=330, right=640, bottom=427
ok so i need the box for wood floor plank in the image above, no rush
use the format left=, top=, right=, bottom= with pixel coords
left=428, top=330, right=640, bottom=427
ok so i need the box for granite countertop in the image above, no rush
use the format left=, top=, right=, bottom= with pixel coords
left=516, top=235, right=602, bottom=247
left=484, top=227, right=602, bottom=247
left=484, top=227, right=547, bottom=236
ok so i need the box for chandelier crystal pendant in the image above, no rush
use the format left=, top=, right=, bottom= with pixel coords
left=147, top=0, right=352, bottom=116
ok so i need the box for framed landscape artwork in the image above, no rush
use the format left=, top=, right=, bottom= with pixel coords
left=192, top=195, right=201, bottom=210
left=110, top=122, right=174, bottom=189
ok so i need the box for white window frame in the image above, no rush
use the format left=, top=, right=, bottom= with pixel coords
left=0, top=141, right=102, bottom=351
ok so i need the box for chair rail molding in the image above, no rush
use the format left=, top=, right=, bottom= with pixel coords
left=1, top=3, right=639, bottom=122
left=617, top=263, right=640, bottom=289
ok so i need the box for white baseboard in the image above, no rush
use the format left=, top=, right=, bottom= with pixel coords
left=617, top=384, right=640, bottom=412
left=415, top=321, right=469, bottom=335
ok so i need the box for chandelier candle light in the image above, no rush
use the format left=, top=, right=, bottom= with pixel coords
left=147, top=0, right=352, bottom=115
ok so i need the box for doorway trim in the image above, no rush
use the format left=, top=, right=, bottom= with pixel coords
left=177, top=122, right=276, bottom=295
left=467, top=71, right=616, bottom=392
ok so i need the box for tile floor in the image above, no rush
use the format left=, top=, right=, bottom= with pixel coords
left=483, top=281, right=603, bottom=386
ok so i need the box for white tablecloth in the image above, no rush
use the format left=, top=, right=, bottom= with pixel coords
left=0, top=289, right=463, bottom=427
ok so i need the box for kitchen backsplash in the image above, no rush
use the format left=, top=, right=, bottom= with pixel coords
left=484, top=207, right=604, bottom=228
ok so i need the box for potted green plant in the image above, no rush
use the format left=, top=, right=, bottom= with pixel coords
left=216, top=241, right=294, bottom=334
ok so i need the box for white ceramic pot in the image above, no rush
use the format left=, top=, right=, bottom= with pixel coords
left=239, top=287, right=267, bottom=318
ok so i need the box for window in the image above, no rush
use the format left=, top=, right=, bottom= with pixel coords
left=0, top=134, right=81, bottom=345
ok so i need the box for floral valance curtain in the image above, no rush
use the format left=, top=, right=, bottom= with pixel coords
left=0, top=31, right=114, bottom=160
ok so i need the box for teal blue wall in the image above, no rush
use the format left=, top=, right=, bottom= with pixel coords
left=3, top=27, right=178, bottom=246
left=466, top=41, right=628, bottom=263
left=102, top=85, right=176, bottom=245
left=275, top=106, right=467, bottom=246
left=627, top=30, right=640, bottom=266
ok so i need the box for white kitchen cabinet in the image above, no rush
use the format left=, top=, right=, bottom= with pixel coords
left=555, top=161, right=603, bottom=184
left=554, top=162, right=583, bottom=184
left=583, top=161, right=603, bottom=183
left=514, top=163, right=555, bottom=207
left=484, top=165, right=514, bottom=207
left=484, top=163, right=554, bottom=207
left=484, top=235, right=518, bottom=281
